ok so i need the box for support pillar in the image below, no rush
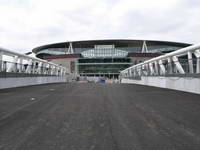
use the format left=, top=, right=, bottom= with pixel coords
left=194, top=50, right=200, bottom=73
left=188, top=51, right=194, bottom=73
left=154, top=61, right=159, bottom=75
left=167, top=58, right=173, bottom=74
left=149, top=63, right=154, bottom=75
left=19, top=58, right=23, bottom=73
left=172, top=56, right=185, bottom=74
left=159, top=60, right=166, bottom=75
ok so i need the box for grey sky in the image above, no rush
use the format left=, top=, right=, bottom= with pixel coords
left=0, top=0, right=199, bottom=53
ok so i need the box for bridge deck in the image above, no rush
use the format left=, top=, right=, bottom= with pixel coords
left=0, top=83, right=200, bottom=150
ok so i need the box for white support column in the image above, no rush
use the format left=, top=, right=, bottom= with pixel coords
left=149, top=63, right=154, bottom=75
left=34, top=62, right=39, bottom=74
left=128, top=69, right=131, bottom=77
left=61, top=68, right=64, bottom=76
left=138, top=66, right=142, bottom=76
left=172, top=56, right=185, bottom=74
left=49, top=65, right=53, bottom=75
left=59, top=67, right=62, bottom=76
left=142, top=41, right=148, bottom=53
left=32, top=61, right=36, bottom=74
left=43, top=63, right=47, bottom=75
left=133, top=68, right=136, bottom=77
left=159, top=60, right=166, bottom=75
left=145, top=64, right=149, bottom=76
left=49, top=65, right=52, bottom=75
left=154, top=61, right=159, bottom=75
left=67, top=42, right=74, bottom=54
left=194, top=50, right=200, bottom=73
left=53, top=66, right=56, bottom=75
left=141, top=65, right=144, bottom=76
left=142, top=64, right=148, bottom=76
left=26, top=59, right=32, bottom=74
left=188, top=51, right=194, bottom=73
left=130, top=69, right=133, bottom=77
left=19, top=58, right=23, bottom=73
left=38, top=62, right=43, bottom=74
left=167, top=58, right=173, bottom=74
left=60, top=68, right=63, bottom=76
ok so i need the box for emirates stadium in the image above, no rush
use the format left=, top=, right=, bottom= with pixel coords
left=32, top=39, right=190, bottom=78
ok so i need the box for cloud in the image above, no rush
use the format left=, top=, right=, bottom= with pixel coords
left=0, top=0, right=199, bottom=53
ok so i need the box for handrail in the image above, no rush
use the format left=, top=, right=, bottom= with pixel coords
left=120, top=43, right=200, bottom=77
left=0, top=47, right=67, bottom=76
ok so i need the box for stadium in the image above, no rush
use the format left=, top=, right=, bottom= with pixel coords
left=32, top=39, right=191, bottom=78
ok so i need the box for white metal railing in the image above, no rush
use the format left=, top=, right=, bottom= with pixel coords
left=120, top=43, right=200, bottom=78
left=0, top=47, right=67, bottom=76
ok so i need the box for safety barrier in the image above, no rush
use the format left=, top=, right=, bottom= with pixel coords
left=120, top=43, right=200, bottom=78
left=0, top=47, right=67, bottom=77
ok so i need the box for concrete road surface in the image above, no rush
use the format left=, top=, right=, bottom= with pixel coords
left=0, top=83, right=200, bottom=150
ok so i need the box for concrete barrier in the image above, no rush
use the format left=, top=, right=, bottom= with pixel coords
left=122, top=76, right=200, bottom=94
left=0, top=76, right=66, bottom=89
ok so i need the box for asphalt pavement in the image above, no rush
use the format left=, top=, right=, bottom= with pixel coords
left=0, top=83, right=200, bottom=150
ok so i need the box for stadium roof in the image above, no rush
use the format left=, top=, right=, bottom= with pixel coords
left=33, top=39, right=191, bottom=53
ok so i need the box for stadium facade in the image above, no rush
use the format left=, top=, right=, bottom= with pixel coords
left=32, top=39, right=190, bottom=78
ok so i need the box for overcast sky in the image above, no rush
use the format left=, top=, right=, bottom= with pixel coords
left=0, top=0, right=199, bottom=53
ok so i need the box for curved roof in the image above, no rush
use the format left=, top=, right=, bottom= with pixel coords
left=32, top=39, right=191, bottom=54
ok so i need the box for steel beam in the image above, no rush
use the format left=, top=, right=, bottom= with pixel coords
left=172, top=56, right=185, bottom=74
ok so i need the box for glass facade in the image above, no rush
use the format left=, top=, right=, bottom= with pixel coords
left=81, top=48, right=128, bottom=58
left=78, top=58, right=132, bottom=77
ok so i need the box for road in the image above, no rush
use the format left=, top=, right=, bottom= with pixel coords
left=0, top=83, right=200, bottom=150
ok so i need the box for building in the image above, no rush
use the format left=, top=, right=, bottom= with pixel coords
left=32, top=39, right=190, bottom=78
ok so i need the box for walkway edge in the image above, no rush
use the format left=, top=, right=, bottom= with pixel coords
left=121, top=76, right=200, bottom=94
left=0, top=76, right=66, bottom=89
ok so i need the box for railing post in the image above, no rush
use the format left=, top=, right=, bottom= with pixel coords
left=129, top=69, right=132, bottom=77
left=43, top=63, right=47, bottom=75
left=172, top=56, right=185, bottom=74
left=154, top=61, right=159, bottom=75
left=49, top=65, right=51, bottom=75
left=52, top=66, right=55, bottom=75
left=38, top=62, right=42, bottom=74
left=149, top=63, right=154, bottom=75
left=194, top=50, right=200, bottom=73
left=145, top=64, right=149, bottom=76
left=19, top=58, right=23, bottom=73
left=26, top=59, right=32, bottom=74
left=167, top=58, right=173, bottom=74
left=159, top=60, right=166, bottom=75
left=32, top=61, right=36, bottom=74
left=132, top=68, right=136, bottom=77
left=188, top=51, right=194, bottom=73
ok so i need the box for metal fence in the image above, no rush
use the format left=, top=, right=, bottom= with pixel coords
left=0, top=47, right=67, bottom=77
left=120, top=43, right=200, bottom=78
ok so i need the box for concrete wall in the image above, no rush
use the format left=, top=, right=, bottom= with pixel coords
left=122, top=76, right=200, bottom=94
left=0, top=76, right=66, bottom=89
